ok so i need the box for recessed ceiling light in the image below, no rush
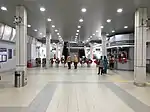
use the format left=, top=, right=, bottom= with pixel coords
left=76, top=33, right=79, bottom=35
left=40, top=33, right=42, bottom=35
left=81, top=8, right=87, bottom=12
left=77, top=30, right=80, bottom=32
left=93, top=34, right=95, bottom=36
left=59, top=36, right=61, bottom=38
left=106, top=34, right=109, bottom=36
left=34, top=29, right=37, bottom=32
left=27, top=24, right=31, bottom=28
left=40, top=7, right=46, bottom=12
left=75, top=36, right=78, bottom=38
left=112, top=30, right=115, bottom=33
left=1, top=6, right=7, bottom=11
left=101, top=26, right=104, bottom=29
left=79, top=19, right=84, bottom=22
left=96, top=30, right=99, bottom=33
left=43, top=35, right=46, bottom=37
left=90, top=36, right=92, bottom=38
left=124, top=26, right=128, bottom=28
left=55, top=29, right=58, bottom=32
left=52, top=25, right=55, bottom=28
left=78, top=26, right=81, bottom=28
left=47, top=18, right=51, bottom=22
left=57, top=33, right=59, bottom=35
left=117, top=8, right=123, bottom=13
left=107, top=19, right=111, bottom=23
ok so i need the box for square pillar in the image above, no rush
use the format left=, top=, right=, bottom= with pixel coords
left=15, top=6, right=27, bottom=87
left=46, top=34, right=51, bottom=69
left=134, top=8, right=148, bottom=86
left=102, top=36, right=107, bottom=57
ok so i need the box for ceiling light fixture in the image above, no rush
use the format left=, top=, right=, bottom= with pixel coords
left=40, top=7, right=46, bottom=12
left=1, top=6, right=7, bottom=11
left=77, top=30, right=79, bottom=32
left=93, top=34, right=95, bottom=36
left=40, top=33, right=42, bottom=35
left=90, top=36, right=92, bottom=38
left=81, top=8, right=87, bottom=12
left=76, top=33, right=79, bottom=35
left=59, top=36, right=61, bottom=38
left=112, top=30, right=115, bottom=33
left=101, top=26, right=104, bottom=29
left=55, top=29, right=58, bottom=32
left=47, top=18, right=51, bottom=22
left=27, top=24, right=31, bottom=28
left=75, top=36, right=78, bottom=38
left=96, top=30, right=99, bottom=33
left=124, top=26, right=128, bottom=29
left=57, top=33, right=60, bottom=35
left=117, top=8, right=123, bottom=13
left=34, top=29, right=37, bottom=32
left=78, top=26, right=81, bottom=28
left=107, top=19, right=111, bottom=23
left=52, top=25, right=55, bottom=28
left=79, top=19, right=84, bottom=22
left=106, top=34, right=109, bottom=36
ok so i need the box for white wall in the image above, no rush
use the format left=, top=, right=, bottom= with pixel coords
left=109, top=34, right=134, bottom=43
left=0, top=40, right=15, bottom=72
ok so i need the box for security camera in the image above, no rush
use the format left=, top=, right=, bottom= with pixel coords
left=13, top=16, right=22, bottom=25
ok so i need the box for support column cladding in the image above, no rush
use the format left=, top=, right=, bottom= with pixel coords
left=102, top=36, right=107, bottom=57
left=134, top=8, right=147, bottom=86
left=56, top=43, right=59, bottom=58
left=15, top=6, right=27, bottom=86
left=46, top=34, right=51, bottom=69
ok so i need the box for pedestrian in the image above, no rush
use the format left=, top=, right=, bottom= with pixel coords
left=67, top=56, right=71, bottom=69
left=98, top=56, right=104, bottom=75
left=109, top=56, right=115, bottom=70
left=103, top=56, right=108, bottom=74
left=74, top=55, right=78, bottom=69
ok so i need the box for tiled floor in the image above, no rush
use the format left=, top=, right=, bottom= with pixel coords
left=0, top=66, right=150, bottom=112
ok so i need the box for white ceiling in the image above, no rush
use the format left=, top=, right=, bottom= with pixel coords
left=0, top=0, right=150, bottom=42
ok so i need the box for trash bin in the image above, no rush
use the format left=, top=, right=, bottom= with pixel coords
left=14, top=71, right=27, bottom=87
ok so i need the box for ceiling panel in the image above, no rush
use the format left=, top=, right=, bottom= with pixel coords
left=0, top=0, right=150, bottom=42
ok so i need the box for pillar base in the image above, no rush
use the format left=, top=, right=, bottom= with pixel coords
left=134, top=82, right=146, bottom=87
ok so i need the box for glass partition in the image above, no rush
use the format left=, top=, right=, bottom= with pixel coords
left=10, top=28, right=16, bottom=41
left=0, top=23, right=4, bottom=39
left=2, top=25, right=12, bottom=41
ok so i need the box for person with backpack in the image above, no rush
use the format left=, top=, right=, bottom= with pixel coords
left=98, top=56, right=104, bottom=75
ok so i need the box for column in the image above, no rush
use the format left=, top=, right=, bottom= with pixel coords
left=134, top=8, right=147, bottom=86
left=46, top=34, right=51, bottom=69
left=90, top=45, right=93, bottom=59
left=102, top=35, right=107, bottom=57
left=15, top=6, right=27, bottom=87
left=56, top=43, right=59, bottom=58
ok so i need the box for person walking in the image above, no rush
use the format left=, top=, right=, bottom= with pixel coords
left=67, top=56, right=71, bottom=69
left=109, top=56, right=115, bottom=70
left=74, top=55, right=78, bottom=69
left=98, top=56, right=104, bottom=75
left=103, top=56, right=108, bottom=74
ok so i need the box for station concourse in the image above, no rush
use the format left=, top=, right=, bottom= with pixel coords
left=0, top=0, right=150, bottom=112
